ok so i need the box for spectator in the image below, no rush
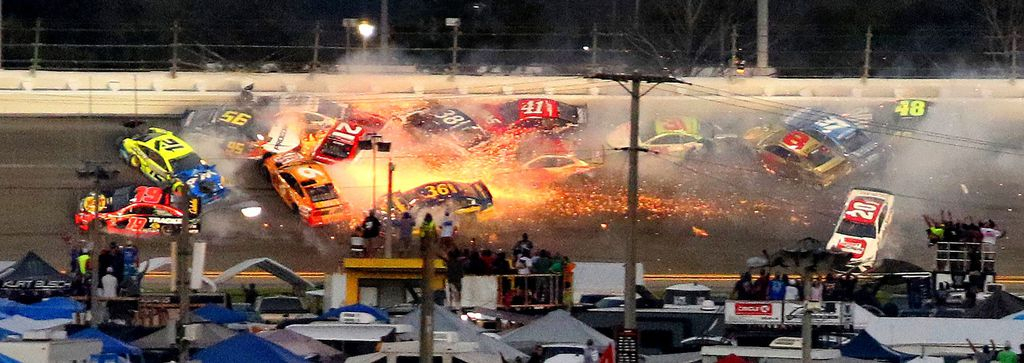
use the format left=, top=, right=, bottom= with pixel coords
left=810, top=278, right=824, bottom=301
left=493, top=252, right=512, bottom=275
left=111, top=243, right=125, bottom=286
left=527, top=345, right=544, bottom=363
left=350, top=225, right=366, bottom=257
left=361, top=210, right=382, bottom=254
left=753, top=270, right=770, bottom=300
left=100, top=267, right=118, bottom=298
left=395, top=212, right=415, bottom=255
left=1018, top=344, right=1024, bottom=363
left=513, top=234, right=534, bottom=259
left=785, top=279, right=800, bottom=301
left=731, top=272, right=753, bottom=300
left=466, top=251, right=485, bottom=275
left=77, top=248, right=91, bottom=276
left=98, top=245, right=115, bottom=282
left=923, top=214, right=945, bottom=246
left=768, top=275, right=785, bottom=300
left=516, top=252, right=532, bottom=275
left=839, top=272, right=857, bottom=301
left=480, top=249, right=496, bottom=273
left=446, top=250, right=464, bottom=308
left=997, top=343, right=1018, bottom=363
left=549, top=253, right=565, bottom=274
left=969, top=339, right=994, bottom=363
left=982, top=221, right=1005, bottom=245
left=532, top=250, right=552, bottom=274
left=583, top=339, right=597, bottom=363
left=243, top=283, right=258, bottom=305
left=419, top=213, right=438, bottom=245
left=823, top=273, right=838, bottom=300
left=440, top=212, right=457, bottom=250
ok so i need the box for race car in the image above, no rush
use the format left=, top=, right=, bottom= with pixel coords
left=263, top=110, right=343, bottom=156
left=401, top=105, right=491, bottom=149
left=180, top=106, right=273, bottom=159
left=119, top=127, right=228, bottom=204
left=263, top=151, right=349, bottom=227
left=385, top=180, right=494, bottom=215
left=481, top=98, right=584, bottom=134
left=74, top=186, right=199, bottom=237
left=745, top=128, right=850, bottom=189
left=497, top=154, right=597, bottom=186
left=303, top=120, right=366, bottom=164
left=744, top=110, right=882, bottom=188
left=606, top=124, right=709, bottom=160
left=825, top=188, right=895, bottom=270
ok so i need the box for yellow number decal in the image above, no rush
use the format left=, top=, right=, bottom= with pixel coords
left=424, top=185, right=438, bottom=197
left=218, top=111, right=252, bottom=126
left=425, top=183, right=459, bottom=198
left=895, top=100, right=926, bottom=117
left=226, top=141, right=246, bottom=154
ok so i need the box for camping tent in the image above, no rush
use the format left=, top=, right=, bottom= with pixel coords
left=194, top=304, right=248, bottom=324
left=69, top=328, right=142, bottom=357
left=257, top=329, right=345, bottom=362
left=0, top=315, right=70, bottom=334
left=499, top=309, right=613, bottom=351
left=395, top=303, right=527, bottom=360
left=840, top=331, right=915, bottom=362
left=866, top=318, right=1024, bottom=355
left=195, top=333, right=308, bottom=363
left=132, top=322, right=237, bottom=349
left=967, top=290, right=1024, bottom=319
left=16, top=297, right=83, bottom=320
left=0, top=252, right=72, bottom=301
left=319, top=303, right=389, bottom=322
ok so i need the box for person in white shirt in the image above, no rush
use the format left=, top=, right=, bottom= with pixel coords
left=981, top=221, right=1004, bottom=244
left=100, top=267, right=118, bottom=298
left=440, top=212, right=456, bottom=250
left=785, top=279, right=800, bottom=301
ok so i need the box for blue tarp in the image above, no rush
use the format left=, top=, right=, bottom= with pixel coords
left=841, top=331, right=916, bottom=362
left=16, top=297, right=84, bottom=320
left=319, top=303, right=389, bottom=322
left=69, top=328, right=142, bottom=356
left=195, top=333, right=307, bottom=363
left=0, top=353, right=18, bottom=363
left=0, top=299, right=25, bottom=316
left=194, top=304, right=248, bottom=324
left=0, top=328, right=17, bottom=338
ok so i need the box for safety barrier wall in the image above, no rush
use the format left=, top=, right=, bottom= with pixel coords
left=2, top=70, right=1024, bottom=115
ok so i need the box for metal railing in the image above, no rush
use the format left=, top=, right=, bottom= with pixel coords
left=935, top=241, right=996, bottom=273
left=496, top=273, right=565, bottom=309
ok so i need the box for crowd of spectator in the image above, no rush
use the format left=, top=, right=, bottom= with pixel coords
left=924, top=211, right=1004, bottom=274
left=731, top=270, right=859, bottom=302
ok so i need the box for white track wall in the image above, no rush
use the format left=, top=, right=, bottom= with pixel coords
left=0, top=70, right=1023, bottom=115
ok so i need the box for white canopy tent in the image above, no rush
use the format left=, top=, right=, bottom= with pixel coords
left=212, top=258, right=314, bottom=293
left=866, top=318, right=1024, bottom=355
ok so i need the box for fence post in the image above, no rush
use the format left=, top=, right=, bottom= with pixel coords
left=311, top=21, right=321, bottom=73
left=1011, top=30, right=1018, bottom=83
left=861, top=25, right=872, bottom=82
left=30, top=18, right=41, bottom=74
left=450, top=23, right=459, bottom=76
left=728, top=24, right=738, bottom=79
left=170, top=21, right=180, bottom=78
left=590, top=23, right=599, bottom=69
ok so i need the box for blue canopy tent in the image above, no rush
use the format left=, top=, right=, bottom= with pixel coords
left=69, top=328, right=142, bottom=357
left=0, top=353, right=18, bottom=363
left=195, top=333, right=308, bottom=363
left=194, top=304, right=248, bottom=324
left=319, top=303, right=389, bottom=322
left=16, top=297, right=83, bottom=320
left=0, top=299, right=24, bottom=316
left=841, top=331, right=916, bottom=362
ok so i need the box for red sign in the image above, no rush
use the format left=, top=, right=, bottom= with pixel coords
left=781, top=130, right=811, bottom=151
left=837, top=238, right=867, bottom=259
left=517, top=99, right=559, bottom=120
left=734, top=302, right=773, bottom=316
left=843, top=198, right=882, bottom=225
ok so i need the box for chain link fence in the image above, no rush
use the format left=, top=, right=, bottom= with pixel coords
left=0, top=20, right=1019, bottom=79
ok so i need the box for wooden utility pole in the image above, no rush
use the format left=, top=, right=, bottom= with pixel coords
left=862, top=26, right=873, bottom=81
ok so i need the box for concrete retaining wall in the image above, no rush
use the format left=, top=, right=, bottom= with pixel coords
left=0, top=70, right=1022, bottom=115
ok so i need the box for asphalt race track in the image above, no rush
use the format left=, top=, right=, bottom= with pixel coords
left=0, top=95, right=1022, bottom=276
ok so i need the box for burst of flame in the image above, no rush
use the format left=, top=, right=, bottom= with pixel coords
left=692, top=226, right=710, bottom=237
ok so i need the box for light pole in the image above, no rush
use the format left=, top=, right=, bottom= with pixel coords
left=75, top=162, right=118, bottom=327
left=342, top=18, right=358, bottom=57
left=385, top=161, right=395, bottom=258
left=445, top=18, right=461, bottom=76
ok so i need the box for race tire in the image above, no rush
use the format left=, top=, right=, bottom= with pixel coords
left=290, top=203, right=299, bottom=214
left=171, top=181, right=186, bottom=194
left=129, top=155, right=141, bottom=168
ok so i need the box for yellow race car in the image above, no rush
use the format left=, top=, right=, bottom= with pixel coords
left=119, top=127, right=228, bottom=204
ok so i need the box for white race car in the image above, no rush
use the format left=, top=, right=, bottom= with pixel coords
left=826, top=188, right=895, bottom=270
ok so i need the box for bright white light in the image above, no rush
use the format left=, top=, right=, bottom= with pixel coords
left=582, top=46, right=590, bottom=51
left=357, top=22, right=376, bottom=39
left=241, top=206, right=263, bottom=218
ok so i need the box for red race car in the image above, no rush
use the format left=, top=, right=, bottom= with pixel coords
left=305, top=120, right=367, bottom=164
left=74, top=186, right=198, bottom=237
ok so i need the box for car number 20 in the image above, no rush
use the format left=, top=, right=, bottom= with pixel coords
left=845, top=201, right=879, bottom=221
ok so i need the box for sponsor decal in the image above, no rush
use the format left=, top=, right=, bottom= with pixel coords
left=148, top=217, right=182, bottom=224
left=2, top=280, right=71, bottom=289
left=734, top=302, right=773, bottom=316
left=837, top=238, right=867, bottom=259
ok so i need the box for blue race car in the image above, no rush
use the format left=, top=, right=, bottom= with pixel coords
left=783, top=109, right=884, bottom=168
left=119, top=127, right=229, bottom=205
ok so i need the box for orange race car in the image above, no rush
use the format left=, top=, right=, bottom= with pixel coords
left=263, top=151, right=349, bottom=227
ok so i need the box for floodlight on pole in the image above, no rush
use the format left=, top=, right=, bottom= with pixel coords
left=358, top=21, right=376, bottom=49
left=239, top=204, right=263, bottom=218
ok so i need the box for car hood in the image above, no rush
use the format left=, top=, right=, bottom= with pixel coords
left=826, top=235, right=878, bottom=267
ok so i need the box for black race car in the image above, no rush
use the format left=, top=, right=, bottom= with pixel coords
left=402, top=106, right=491, bottom=149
